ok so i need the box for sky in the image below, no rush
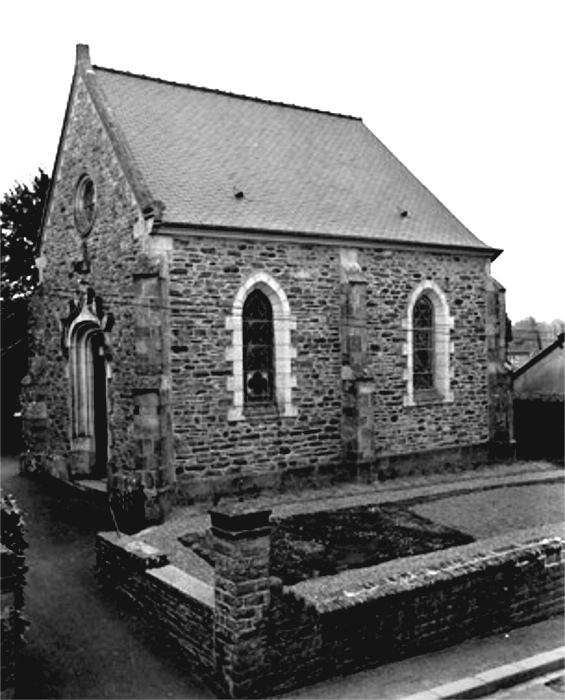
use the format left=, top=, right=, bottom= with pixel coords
left=1, top=0, right=562, bottom=323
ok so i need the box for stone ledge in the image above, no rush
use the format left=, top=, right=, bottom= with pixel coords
left=147, top=565, right=214, bottom=608
left=291, top=523, right=565, bottom=613
left=97, top=531, right=170, bottom=569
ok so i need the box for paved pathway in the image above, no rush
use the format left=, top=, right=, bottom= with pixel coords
left=1, top=457, right=212, bottom=700
left=411, top=481, right=564, bottom=538
left=490, top=670, right=564, bottom=699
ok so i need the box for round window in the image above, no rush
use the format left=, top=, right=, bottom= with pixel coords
left=74, top=175, right=96, bottom=235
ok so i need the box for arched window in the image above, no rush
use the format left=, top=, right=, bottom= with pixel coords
left=403, top=280, right=454, bottom=406
left=243, top=290, right=274, bottom=404
left=226, top=272, right=297, bottom=421
left=413, top=295, right=434, bottom=390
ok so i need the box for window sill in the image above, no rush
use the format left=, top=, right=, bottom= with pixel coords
left=245, top=402, right=279, bottom=417
left=415, top=388, right=442, bottom=403
left=228, top=403, right=297, bottom=423
left=404, top=389, right=454, bottom=407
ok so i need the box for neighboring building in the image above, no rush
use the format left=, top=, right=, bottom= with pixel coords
left=513, top=333, right=565, bottom=402
left=513, top=333, right=564, bottom=461
left=508, top=321, right=564, bottom=369
left=507, top=328, right=541, bottom=369
left=20, top=45, right=512, bottom=530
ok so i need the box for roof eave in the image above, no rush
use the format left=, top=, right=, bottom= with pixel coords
left=156, top=219, right=501, bottom=258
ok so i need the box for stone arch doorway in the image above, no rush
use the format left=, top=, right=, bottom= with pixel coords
left=69, top=320, right=109, bottom=479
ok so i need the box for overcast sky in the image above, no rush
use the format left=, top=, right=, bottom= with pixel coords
left=1, top=0, right=562, bottom=323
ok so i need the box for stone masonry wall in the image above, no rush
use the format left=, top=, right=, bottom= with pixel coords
left=22, top=77, right=140, bottom=472
left=20, top=76, right=172, bottom=523
left=486, top=276, right=514, bottom=459
left=169, top=237, right=344, bottom=498
left=96, top=511, right=564, bottom=699
left=169, top=235, right=494, bottom=497
left=234, top=522, right=565, bottom=697
left=96, top=532, right=216, bottom=691
left=364, top=249, right=490, bottom=457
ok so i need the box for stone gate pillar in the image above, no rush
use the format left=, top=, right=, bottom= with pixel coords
left=340, top=249, right=375, bottom=475
left=210, top=503, right=272, bottom=699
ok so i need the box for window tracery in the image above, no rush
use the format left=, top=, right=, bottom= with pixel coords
left=226, top=272, right=297, bottom=421
left=243, top=290, right=274, bottom=404
left=413, top=295, right=434, bottom=391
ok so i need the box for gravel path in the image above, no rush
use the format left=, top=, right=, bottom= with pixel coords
left=411, top=483, right=565, bottom=539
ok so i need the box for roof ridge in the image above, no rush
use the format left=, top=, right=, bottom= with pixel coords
left=92, top=65, right=362, bottom=121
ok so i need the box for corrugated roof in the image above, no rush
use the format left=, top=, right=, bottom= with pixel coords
left=93, top=66, right=493, bottom=251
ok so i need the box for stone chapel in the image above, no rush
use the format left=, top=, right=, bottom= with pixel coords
left=20, top=45, right=513, bottom=530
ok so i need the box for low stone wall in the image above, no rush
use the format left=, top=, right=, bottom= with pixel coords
left=96, top=507, right=564, bottom=699
left=1, top=494, right=28, bottom=700
left=264, top=524, right=564, bottom=695
left=95, top=532, right=216, bottom=690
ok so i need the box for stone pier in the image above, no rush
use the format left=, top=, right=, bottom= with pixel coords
left=211, top=503, right=273, bottom=698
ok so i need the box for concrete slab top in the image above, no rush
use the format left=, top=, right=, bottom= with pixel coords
left=147, top=564, right=215, bottom=608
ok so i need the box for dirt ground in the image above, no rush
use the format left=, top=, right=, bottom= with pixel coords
left=185, top=503, right=474, bottom=585
left=181, top=472, right=564, bottom=586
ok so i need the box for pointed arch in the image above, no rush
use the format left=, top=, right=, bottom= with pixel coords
left=243, top=289, right=275, bottom=404
left=226, top=271, right=297, bottom=421
left=68, top=309, right=109, bottom=475
left=403, top=280, right=454, bottom=406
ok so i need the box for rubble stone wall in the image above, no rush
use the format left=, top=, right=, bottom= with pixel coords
left=169, top=236, right=496, bottom=497
left=264, top=527, right=564, bottom=695
left=95, top=511, right=563, bottom=699
left=19, top=77, right=173, bottom=526
left=95, top=532, right=216, bottom=690
left=21, top=78, right=143, bottom=475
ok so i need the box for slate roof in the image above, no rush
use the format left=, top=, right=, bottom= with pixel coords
left=89, top=61, right=496, bottom=253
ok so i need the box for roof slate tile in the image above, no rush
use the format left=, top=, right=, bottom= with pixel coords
left=93, top=66, right=493, bottom=251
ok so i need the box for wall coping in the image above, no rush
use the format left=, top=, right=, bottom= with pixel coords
left=96, top=531, right=170, bottom=568
left=290, top=523, right=564, bottom=613
left=147, top=564, right=214, bottom=608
